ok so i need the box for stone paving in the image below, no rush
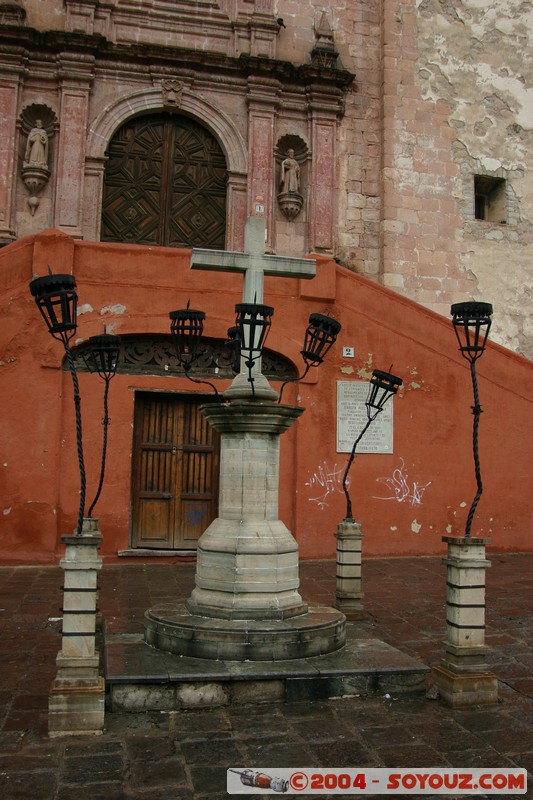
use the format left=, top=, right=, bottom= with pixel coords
left=0, top=553, right=532, bottom=799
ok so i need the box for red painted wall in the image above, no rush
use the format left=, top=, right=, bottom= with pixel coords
left=1, top=230, right=532, bottom=563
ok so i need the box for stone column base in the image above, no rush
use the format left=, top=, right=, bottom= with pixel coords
left=432, top=664, right=498, bottom=708
left=48, top=676, right=105, bottom=737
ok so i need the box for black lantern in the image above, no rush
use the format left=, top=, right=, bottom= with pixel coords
left=366, top=369, right=403, bottom=420
left=168, top=304, right=221, bottom=397
left=302, top=313, right=342, bottom=367
left=451, top=302, right=492, bottom=363
left=29, top=271, right=78, bottom=344
left=29, top=270, right=86, bottom=535
left=82, top=332, right=121, bottom=379
left=342, top=368, right=403, bottom=521
left=82, top=332, right=121, bottom=518
left=234, top=302, right=274, bottom=395
left=169, top=304, right=205, bottom=369
left=278, top=312, right=342, bottom=403
left=451, top=301, right=493, bottom=538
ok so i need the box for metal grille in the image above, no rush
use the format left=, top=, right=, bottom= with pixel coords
left=72, top=336, right=297, bottom=380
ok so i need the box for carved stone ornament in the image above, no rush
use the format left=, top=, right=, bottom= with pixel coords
left=19, top=104, right=57, bottom=216
left=161, top=79, right=184, bottom=108
left=71, top=335, right=296, bottom=381
left=278, top=191, right=303, bottom=222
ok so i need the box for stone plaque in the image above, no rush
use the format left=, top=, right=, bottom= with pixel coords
left=336, top=381, right=394, bottom=454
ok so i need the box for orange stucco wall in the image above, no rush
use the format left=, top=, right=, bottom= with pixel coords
left=1, top=230, right=532, bottom=563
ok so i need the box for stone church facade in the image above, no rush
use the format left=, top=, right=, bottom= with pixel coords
left=0, top=0, right=531, bottom=357
left=1, top=1, right=532, bottom=564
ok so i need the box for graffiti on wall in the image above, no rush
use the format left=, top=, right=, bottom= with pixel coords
left=305, top=461, right=349, bottom=509
left=373, top=458, right=431, bottom=507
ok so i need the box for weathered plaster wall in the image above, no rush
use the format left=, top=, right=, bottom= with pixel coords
left=1, top=231, right=532, bottom=563
left=415, top=0, right=533, bottom=358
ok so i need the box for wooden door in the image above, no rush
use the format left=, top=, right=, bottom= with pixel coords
left=131, top=393, right=219, bottom=549
left=101, top=113, right=227, bottom=248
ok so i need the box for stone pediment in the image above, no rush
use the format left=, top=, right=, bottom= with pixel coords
left=65, top=0, right=280, bottom=58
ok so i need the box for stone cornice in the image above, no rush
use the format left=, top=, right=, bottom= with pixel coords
left=0, top=25, right=355, bottom=96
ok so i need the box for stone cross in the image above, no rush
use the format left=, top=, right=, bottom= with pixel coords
left=190, top=217, right=317, bottom=398
left=190, top=216, right=316, bottom=305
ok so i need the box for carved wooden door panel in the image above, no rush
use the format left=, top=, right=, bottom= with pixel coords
left=101, top=114, right=227, bottom=248
left=131, top=393, right=219, bottom=549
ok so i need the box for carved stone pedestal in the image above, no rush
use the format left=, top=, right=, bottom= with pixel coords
left=432, top=536, right=498, bottom=708
left=145, top=399, right=346, bottom=660
left=48, top=518, right=105, bottom=736
left=334, top=519, right=365, bottom=620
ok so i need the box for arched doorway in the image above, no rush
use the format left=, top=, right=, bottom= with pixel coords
left=101, top=113, right=227, bottom=248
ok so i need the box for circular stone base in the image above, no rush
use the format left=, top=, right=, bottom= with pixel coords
left=144, top=604, right=346, bottom=661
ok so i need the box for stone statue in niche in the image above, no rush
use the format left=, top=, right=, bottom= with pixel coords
left=280, top=149, right=300, bottom=194
left=23, top=120, right=49, bottom=168
left=20, top=106, right=56, bottom=216
left=278, top=148, right=303, bottom=221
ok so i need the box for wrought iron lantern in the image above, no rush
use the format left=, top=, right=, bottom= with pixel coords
left=366, top=368, right=403, bottom=420
left=169, top=303, right=221, bottom=397
left=29, top=271, right=78, bottom=344
left=82, top=332, right=121, bottom=518
left=302, top=313, right=342, bottom=367
left=279, top=312, right=342, bottom=403
left=29, top=270, right=86, bottom=535
left=169, top=303, right=205, bottom=369
left=451, top=302, right=492, bottom=363
left=342, top=367, right=403, bottom=521
left=451, top=301, right=493, bottom=538
left=234, top=302, right=274, bottom=396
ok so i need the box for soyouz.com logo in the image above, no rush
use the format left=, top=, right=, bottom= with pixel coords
left=227, top=767, right=527, bottom=794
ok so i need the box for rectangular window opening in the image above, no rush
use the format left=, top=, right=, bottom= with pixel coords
left=474, top=175, right=507, bottom=223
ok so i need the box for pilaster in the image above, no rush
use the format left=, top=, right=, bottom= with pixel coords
left=55, top=52, right=94, bottom=239
left=307, top=85, right=342, bottom=253
left=0, top=51, right=25, bottom=243
left=246, top=76, right=281, bottom=252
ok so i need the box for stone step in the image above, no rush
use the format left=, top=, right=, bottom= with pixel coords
left=104, top=624, right=430, bottom=712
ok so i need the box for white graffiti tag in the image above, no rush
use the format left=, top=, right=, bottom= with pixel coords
left=373, top=458, right=431, bottom=507
left=305, top=461, right=349, bottom=509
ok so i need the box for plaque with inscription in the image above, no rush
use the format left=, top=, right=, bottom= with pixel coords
left=336, top=381, right=394, bottom=454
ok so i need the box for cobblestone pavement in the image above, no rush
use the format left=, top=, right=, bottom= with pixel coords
left=0, top=554, right=532, bottom=799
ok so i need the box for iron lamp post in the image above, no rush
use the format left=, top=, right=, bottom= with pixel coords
left=81, top=332, right=121, bottom=517
left=342, top=368, right=403, bottom=521
left=451, top=301, right=493, bottom=538
left=29, top=271, right=86, bottom=536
